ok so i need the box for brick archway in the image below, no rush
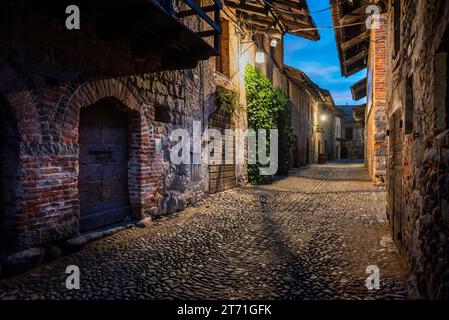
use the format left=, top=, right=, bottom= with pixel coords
left=63, top=79, right=160, bottom=223
left=61, top=79, right=154, bottom=142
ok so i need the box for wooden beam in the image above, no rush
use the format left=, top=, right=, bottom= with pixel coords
left=183, top=0, right=221, bottom=33
left=340, top=30, right=369, bottom=51
left=281, top=16, right=316, bottom=29
left=339, top=6, right=367, bottom=25
left=343, top=48, right=367, bottom=68
left=177, top=5, right=216, bottom=18
left=197, top=30, right=218, bottom=37
left=273, top=0, right=307, bottom=13
left=345, top=64, right=366, bottom=77
left=224, top=1, right=268, bottom=16
left=240, top=13, right=276, bottom=27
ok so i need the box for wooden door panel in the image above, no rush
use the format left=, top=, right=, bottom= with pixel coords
left=79, top=101, right=130, bottom=232
left=208, top=107, right=236, bottom=194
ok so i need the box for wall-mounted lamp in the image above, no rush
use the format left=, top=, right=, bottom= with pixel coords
left=270, top=39, right=278, bottom=47
left=255, top=50, right=265, bottom=64
left=320, top=114, right=328, bottom=122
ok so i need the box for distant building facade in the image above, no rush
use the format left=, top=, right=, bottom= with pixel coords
left=284, top=67, right=337, bottom=165
left=336, top=105, right=365, bottom=160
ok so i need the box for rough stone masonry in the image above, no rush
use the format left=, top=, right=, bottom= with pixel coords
left=0, top=49, right=222, bottom=253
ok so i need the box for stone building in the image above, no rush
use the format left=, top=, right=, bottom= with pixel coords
left=0, top=0, right=224, bottom=256
left=331, top=0, right=386, bottom=172
left=0, top=0, right=319, bottom=272
left=335, top=115, right=343, bottom=160
left=284, top=66, right=337, bottom=165
left=332, top=0, right=449, bottom=299
left=319, top=90, right=338, bottom=163
left=211, top=0, right=318, bottom=188
left=383, top=0, right=449, bottom=299
left=335, top=105, right=365, bottom=160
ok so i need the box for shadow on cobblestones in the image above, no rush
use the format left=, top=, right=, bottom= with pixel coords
left=0, top=163, right=408, bottom=300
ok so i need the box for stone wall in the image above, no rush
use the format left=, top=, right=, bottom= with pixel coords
left=0, top=49, right=217, bottom=252
left=385, top=0, right=449, bottom=299
left=288, top=81, right=309, bottom=166
left=0, top=6, right=291, bottom=256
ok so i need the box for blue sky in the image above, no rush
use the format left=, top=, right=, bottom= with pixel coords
left=284, top=0, right=367, bottom=106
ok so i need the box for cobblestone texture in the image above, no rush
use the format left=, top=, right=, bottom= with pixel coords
left=0, top=163, right=409, bottom=300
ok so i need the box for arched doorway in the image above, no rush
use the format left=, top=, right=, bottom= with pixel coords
left=78, top=98, right=131, bottom=232
left=0, top=96, right=20, bottom=253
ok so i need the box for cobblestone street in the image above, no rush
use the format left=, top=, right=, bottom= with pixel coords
left=0, top=163, right=409, bottom=300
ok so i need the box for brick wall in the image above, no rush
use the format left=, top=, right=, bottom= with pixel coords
left=366, top=13, right=388, bottom=185
left=0, top=49, right=216, bottom=252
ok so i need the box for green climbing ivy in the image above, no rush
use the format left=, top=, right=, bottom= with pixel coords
left=216, top=86, right=241, bottom=114
left=244, top=65, right=292, bottom=184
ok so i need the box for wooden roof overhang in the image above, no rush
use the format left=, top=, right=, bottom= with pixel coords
left=0, top=0, right=223, bottom=74
left=320, top=89, right=338, bottom=114
left=224, top=0, right=319, bottom=41
left=351, top=77, right=367, bottom=100
left=284, top=65, right=323, bottom=99
left=284, top=65, right=336, bottom=112
left=330, top=0, right=372, bottom=77
left=352, top=103, right=366, bottom=123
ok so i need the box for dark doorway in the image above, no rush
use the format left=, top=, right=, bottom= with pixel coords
left=293, top=135, right=300, bottom=168
left=0, top=96, right=20, bottom=253
left=306, top=139, right=310, bottom=164
left=78, top=99, right=130, bottom=232
left=388, top=108, right=404, bottom=244
left=341, top=145, right=348, bottom=159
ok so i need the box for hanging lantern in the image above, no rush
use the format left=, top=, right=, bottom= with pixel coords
left=255, top=50, right=265, bottom=63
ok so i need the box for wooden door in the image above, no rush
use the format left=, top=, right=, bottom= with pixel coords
left=78, top=102, right=130, bottom=232
left=208, top=106, right=236, bottom=194
left=388, top=109, right=404, bottom=243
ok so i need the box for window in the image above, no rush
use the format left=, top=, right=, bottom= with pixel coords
left=435, top=27, right=449, bottom=133
left=393, top=0, right=401, bottom=57
left=345, top=128, right=353, bottom=140
left=405, top=76, right=414, bottom=134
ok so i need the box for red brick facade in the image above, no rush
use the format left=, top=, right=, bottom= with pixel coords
left=0, top=51, right=203, bottom=252
left=366, top=13, right=388, bottom=185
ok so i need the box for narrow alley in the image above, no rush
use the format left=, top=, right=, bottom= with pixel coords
left=0, top=163, right=408, bottom=300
